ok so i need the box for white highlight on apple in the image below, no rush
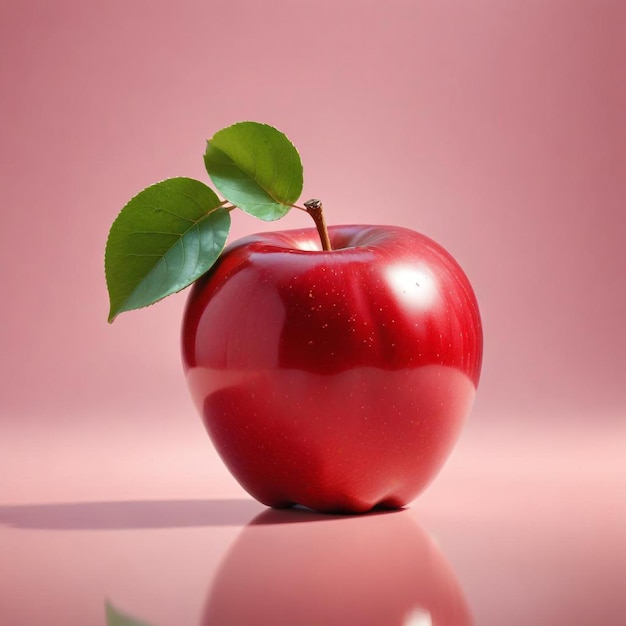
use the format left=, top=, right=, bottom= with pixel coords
left=404, top=607, right=433, bottom=626
left=297, top=237, right=322, bottom=251
left=386, top=264, right=439, bottom=311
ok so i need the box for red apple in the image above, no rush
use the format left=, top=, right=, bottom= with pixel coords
left=181, top=224, right=482, bottom=513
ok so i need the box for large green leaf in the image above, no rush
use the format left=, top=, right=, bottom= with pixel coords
left=105, top=177, right=230, bottom=322
left=204, top=121, right=303, bottom=221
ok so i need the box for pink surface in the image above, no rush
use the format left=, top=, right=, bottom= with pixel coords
left=2, top=419, right=625, bottom=625
left=1, top=1, right=625, bottom=624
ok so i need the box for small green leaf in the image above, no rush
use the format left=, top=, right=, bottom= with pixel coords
left=204, top=121, right=303, bottom=221
left=105, top=177, right=230, bottom=322
left=105, top=600, right=155, bottom=626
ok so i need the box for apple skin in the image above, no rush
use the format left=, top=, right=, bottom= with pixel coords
left=181, top=225, right=482, bottom=513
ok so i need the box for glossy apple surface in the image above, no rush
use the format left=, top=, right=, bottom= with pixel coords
left=182, top=225, right=482, bottom=513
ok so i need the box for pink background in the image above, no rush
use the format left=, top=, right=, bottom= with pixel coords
left=1, top=1, right=625, bottom=624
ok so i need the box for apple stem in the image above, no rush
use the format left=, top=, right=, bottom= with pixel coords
left=304, top=199, right=332, bottom=251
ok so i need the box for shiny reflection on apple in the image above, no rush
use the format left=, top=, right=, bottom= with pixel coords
left=201, top=507, right=472, bottom=626
left=385, top=263, right=440, bottom=312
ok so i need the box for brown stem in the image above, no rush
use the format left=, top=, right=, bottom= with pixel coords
left=303, top=198, right=332, bottom=251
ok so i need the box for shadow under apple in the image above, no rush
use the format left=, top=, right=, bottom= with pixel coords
left=0, top=498, right=263, bottom=530
left=202, top=507, right=472, bottom=626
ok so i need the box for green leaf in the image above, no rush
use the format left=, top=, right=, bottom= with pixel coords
left=204, top=121, right=303, bottom=221
left=105, top=600, right=155, bottom=626
left=105, top=177, right=230, bottom=322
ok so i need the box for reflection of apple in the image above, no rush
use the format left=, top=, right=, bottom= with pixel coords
left=202, top=508, right=473, bottom=626
left=182, top=225, right=482, bottom=513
